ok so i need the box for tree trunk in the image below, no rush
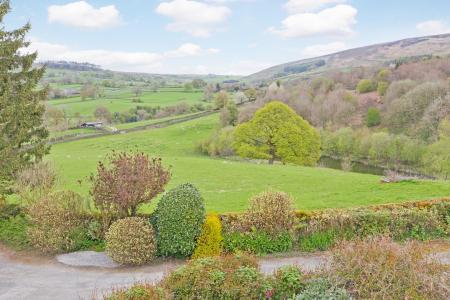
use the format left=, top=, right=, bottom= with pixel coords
left=268, top=145, right=276, bottom=165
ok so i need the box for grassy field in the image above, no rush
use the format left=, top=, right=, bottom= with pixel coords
left=48, top=87, right=204, bottom=118
left=47, top=114, right=450, bottom=213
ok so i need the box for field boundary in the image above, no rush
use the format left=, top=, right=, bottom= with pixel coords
left=48, top=110, right=218, bottom=145
left=48, top=100, right=254, bottom=145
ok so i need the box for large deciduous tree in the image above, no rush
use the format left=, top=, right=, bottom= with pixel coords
left=233, top=101, right=321, bottom=166
left=0, top=1, right=49, bottom=193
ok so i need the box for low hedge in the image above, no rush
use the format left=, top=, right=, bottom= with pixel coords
left=223, top=231, right=293, bottom=255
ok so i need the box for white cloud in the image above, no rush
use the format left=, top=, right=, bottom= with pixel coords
left=416, top=20, right=450, bottom=35
left=269, top=4, right=357, bottom=38
left=156, top=0, right=231, bottom=37
left=48, top=1, right=122, bottom=29
left=284, top=0, right=345, bottom=14
left=301, top=41, right=347, bottom=57
left=165, top=43, right=220, bottom=58
left=25, top=39, right=219, bottom=73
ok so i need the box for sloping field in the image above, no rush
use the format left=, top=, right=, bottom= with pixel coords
left=48, top=115, right=450, bottom=213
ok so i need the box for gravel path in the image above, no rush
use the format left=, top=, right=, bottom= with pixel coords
left=1, top=245, right=448, bottom=300
left=0, top=248, right=326, bottom=300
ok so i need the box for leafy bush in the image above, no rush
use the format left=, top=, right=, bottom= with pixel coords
left=327, top=237, right=449, bottom=299
left=422, top=138, right=450, bottom=179
left=27, top=190, right=91, bottom=253
left=154, top=183, right=205, bottom=257
left=106, top=217, right=157, bottom=265
left=377, top=81, right=389, bottom=96
left=192, top=214, right=223, bottom=259
left=162, top=255, right=266, bottom=299
left=295, top=278, right=350, bottom=300
left=223, top=231, right=293, bottom=255
left=13, top=161, right=56, bottom=202
left=366, top=107, right=381, bottom=127
left=245, top=191, right=295, bottom=236
left=298, top=229, right=339, bottom=252
left=198, top=126, right=235, bottom=157
left=105, top=284, right=168, bottom=300
left=356, top=79, right=374, bottom=93
left=0, top=214, right=30, bottom=250
left=270, top=266, right=304, bottom=299
left=91, top=152, right=171, bottom=220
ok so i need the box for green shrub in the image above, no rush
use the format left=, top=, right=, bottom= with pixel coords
left=295, top=278, right=350, bottom=300
left=27, top=190, right=91, bottom=253
left=356, top=79, right=375, bottom=93
left=0, top=214, right=30, bottom=250
left=198, top=126, right=235, bottom=157
left=0, top=202, right=22, bottom=220
left=298, top=230, right=340, bottom=252
left=223, top=231, right=293, bottom=255
left=270, top=266, right=304, bottom=299
left=106, top=217, right=157, bottom=265
left=105, top=283, right=168, bottom=300
left=162, top=255, right=266, bottom=299
left=327, top=237, right=449, bottom=299
left=366, top=107, right=381, bottom=127
left=245, top=191, right=295, bottom=236
left=192, top=214, right=223, bottom=259
left=377, top=81, right=389, bottom=96
left=154, top=183, right=205, bottom=257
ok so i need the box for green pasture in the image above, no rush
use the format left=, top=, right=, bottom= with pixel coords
left=47, top=87, right=204, bottom=118
left=47, top=114, right=450, bottom=213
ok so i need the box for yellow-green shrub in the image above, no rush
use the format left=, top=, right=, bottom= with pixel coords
left=106, top=217, right=157, bottom=265
left=192, top=214, right=223, bottom=258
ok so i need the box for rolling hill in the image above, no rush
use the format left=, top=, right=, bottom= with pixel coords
left=244, top=33, right=450, bottom=83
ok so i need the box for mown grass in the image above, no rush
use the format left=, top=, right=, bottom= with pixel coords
left=47, top=114, right=450, bottom=213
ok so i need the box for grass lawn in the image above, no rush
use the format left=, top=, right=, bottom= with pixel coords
left=47, top=114, right=450, bottom=213
left=47, top=87, right=205, bottom=118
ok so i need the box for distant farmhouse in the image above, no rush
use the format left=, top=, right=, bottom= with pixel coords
left=80, top=122, right=103, bottom=128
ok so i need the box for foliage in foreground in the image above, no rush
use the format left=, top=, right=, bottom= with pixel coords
left=91, top=152, right=171, bottom=220
left=192, top=214, right=223, bottom=259
left=27, top=190, right=91, bottom=253
left=327, top=237, right=449, bottom=299
left=106, top=217, right=157, bottom=265
left=0, top=0, right=49, bottom=194
left=154, top=183, right=205, bottom=257
left=104, top=237, right=448, bottom=300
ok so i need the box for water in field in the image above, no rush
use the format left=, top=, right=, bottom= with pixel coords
left=318, top=157, right=385, bottom=176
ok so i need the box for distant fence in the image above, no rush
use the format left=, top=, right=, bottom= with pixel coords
left=48, top=100, right=254, bottom=145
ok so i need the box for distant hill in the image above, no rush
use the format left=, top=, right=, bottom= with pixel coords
left=244, top=33, right=450, bottom=83
left=39, top=61, right=241, bottom=86
left=42, top=61, right=103, bottom=71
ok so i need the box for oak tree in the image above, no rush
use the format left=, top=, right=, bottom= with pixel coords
left=233, top=101, right=320, bottom=166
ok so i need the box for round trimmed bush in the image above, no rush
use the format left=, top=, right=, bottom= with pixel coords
left=106, top=217, right=157, bottom=265
left=154, top=183, right=205, bottom=257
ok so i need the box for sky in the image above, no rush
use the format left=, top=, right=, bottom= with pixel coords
left=5, top=0, right=450, bottom=75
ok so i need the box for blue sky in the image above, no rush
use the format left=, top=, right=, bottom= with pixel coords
left=6, top=0, right=450, bottom=75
